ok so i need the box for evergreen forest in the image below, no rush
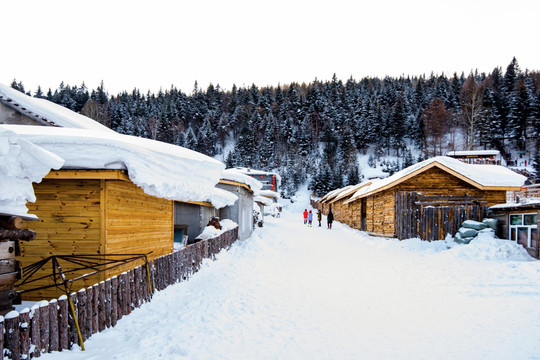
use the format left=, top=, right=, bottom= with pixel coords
left=10, top=58, right=540, bottom=197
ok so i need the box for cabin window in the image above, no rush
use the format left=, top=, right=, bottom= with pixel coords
left=509, top=213, right=538, bottom=249
left=174, top=226, right=188, bottom=243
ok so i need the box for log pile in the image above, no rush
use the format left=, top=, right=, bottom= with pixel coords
left=0, top=216, right=34, bottom=315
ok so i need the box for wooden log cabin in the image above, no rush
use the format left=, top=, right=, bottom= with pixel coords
left=19, top=169, right=174, bottom=300
left=1, top=125, right=231, bottom=301
left=319, top=157, right=526, bottom=241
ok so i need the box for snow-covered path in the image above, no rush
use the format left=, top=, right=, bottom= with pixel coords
left=43, top=193, right=540, bottom=360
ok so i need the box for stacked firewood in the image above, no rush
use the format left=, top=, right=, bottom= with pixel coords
left=0, top=216, right=35, bottom=314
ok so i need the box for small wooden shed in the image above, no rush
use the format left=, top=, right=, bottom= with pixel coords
left=21, top=170, right=174, bottom=300
left=341, top=156, right=526, bottom=241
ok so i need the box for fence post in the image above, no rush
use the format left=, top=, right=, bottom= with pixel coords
left=111, top=276, right=118, bottom=326
left=19, top=309, right=30, bottom=359
left=49, top=299, right=59, bottom=352
left=58, top=295, right=69, bottom=351
left=30, top=303, right=41, bottom=358
left=104, top=279, right=112, bottom=329
left=5, top=310, right=20, bottom=360
left=39, top=301, right=50, bottom=354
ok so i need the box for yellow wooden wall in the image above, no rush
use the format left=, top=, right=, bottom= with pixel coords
left=103, top=179, right=173, bottom=279
left=19, top=174, right=174, bottom=300
left=20, top=178, right=103, bottom=300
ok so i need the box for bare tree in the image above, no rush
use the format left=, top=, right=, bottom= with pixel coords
left=423, top=97, right=450, bottom=156
left=460, top=75, right=485, bottom=150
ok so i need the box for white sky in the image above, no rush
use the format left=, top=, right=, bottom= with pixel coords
left=2, top=0, right=539, bottom=95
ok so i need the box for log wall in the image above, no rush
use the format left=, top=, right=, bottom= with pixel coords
left=3, top=227, right=238, bottom=358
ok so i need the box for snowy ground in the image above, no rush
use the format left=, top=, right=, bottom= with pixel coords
left=42, top=190, right=540, bottom=360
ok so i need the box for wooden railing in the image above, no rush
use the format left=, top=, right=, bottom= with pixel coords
left=0, top=226, right=238, bottom=359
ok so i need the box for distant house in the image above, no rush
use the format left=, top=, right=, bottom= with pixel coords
left=0, top=82, right=113, bottom=131
left=446, top=150, right=506, bottom=166
left=489, top=184, right=540, bottom=259
left=232, top=167, right=281, bottom=193
left=0, top=124, right=232, bottom=300
left=217, top=169, right=262, bottom=241
left=322, top=181, right=373, bottom=229
left=316, top=156, right=526, bottom=241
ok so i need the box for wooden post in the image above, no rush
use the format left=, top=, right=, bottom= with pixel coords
left=132, top=268, right=140, bottom=309
left=111, top=276, right=118, bottom=326
left=30, top=304, right=41, bottom=358
left=19, top=309, right=30, bottom=359
left=98, top=282, right=106, bottom=332
left=0, top=316, right=4, bottom=360
left=5, top=311, right=20, bottom=360
left=77, top=289, right=88, bottom=341
left=104, top=279, right=112, bottom=329
left=49, top=299, right=59, bottom=352
left=58, top=295, right=69, bottom=351
left=92, top=284, right=99, bottom=334
left=39, top=301, right=50, bottom=354
left=85, top=286, right=94, bottom=336
left=68, top=293, right=79, bottom=349
left=117, top=273, right=125, bottom=320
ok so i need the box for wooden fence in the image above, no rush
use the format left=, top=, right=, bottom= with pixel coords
left=395, top=192, right=488, bottom=241
left=0, top=226, right=238, bottom=359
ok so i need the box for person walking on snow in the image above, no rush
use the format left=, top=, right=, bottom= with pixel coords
left=303, top=209, right=308, bottom=225
left=317, top=209, right=322, bottom=227
left=308, top=210, right=313, bottom=227
left=327, top=208, right=334, bottom=229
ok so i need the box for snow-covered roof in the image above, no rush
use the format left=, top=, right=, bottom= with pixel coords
left=319, top=186, right=353, bottom=204
left=220, top=169, right=263, bottom=195
left=1, top=124, right=228, bottom=207
left=254, top=195, right=273, bottom=207
left=329, top=180, right=373, bottom=204
left=446, top=150, right=501, bottom=157
left=0, top=127, right=64, bottom=219
left=259, top=190, right=280, bottom=200
left=490, top=199, right=540, bottom=210
left=0, top=83, right=114, bottom=132
left=233, top=167, right=282, bottom=186
left=346, top=156, right=527, bottom=203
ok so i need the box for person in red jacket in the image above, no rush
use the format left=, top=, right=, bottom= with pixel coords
left=303, top=209, right=308, bottom=224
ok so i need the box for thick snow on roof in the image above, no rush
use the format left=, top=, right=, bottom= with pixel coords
left=348, top=156, right=527, bottom=202
left=320, top=186, right=353, bottom=203
left=1, top=125, right=228, bottom=206
left=446, top=150, right=500, bottom=156
left=233, top=167, right=282, bottom=186
left=330, top=180, right=373, bottom=204
left=209, top=188, right=238, bottom=209
left=0, top=83, right=114, bottom=132
left=0, top=127, right=64, bottom=219
left=259, top=189, right=280, bottom=199
left=221, top=169, right=263, bottom=195
left=254, top=195, right=273, bottom=207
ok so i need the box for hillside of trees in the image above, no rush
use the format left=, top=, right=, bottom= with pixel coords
left=10, top=58, right=540, bottom=197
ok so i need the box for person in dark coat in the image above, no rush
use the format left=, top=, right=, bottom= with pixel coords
left=317, top=209, right=322, bottom=227
left=327, top=208, right=334, bottom=229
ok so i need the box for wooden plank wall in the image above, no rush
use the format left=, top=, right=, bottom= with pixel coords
left=104, top=180, right=174, bottom=279
left=20, top=179, right=102, bottom=300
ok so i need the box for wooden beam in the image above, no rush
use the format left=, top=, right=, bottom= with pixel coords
left=218, top=180, right=252, bottom=193
left=45, top=170, right=130, bottom=181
